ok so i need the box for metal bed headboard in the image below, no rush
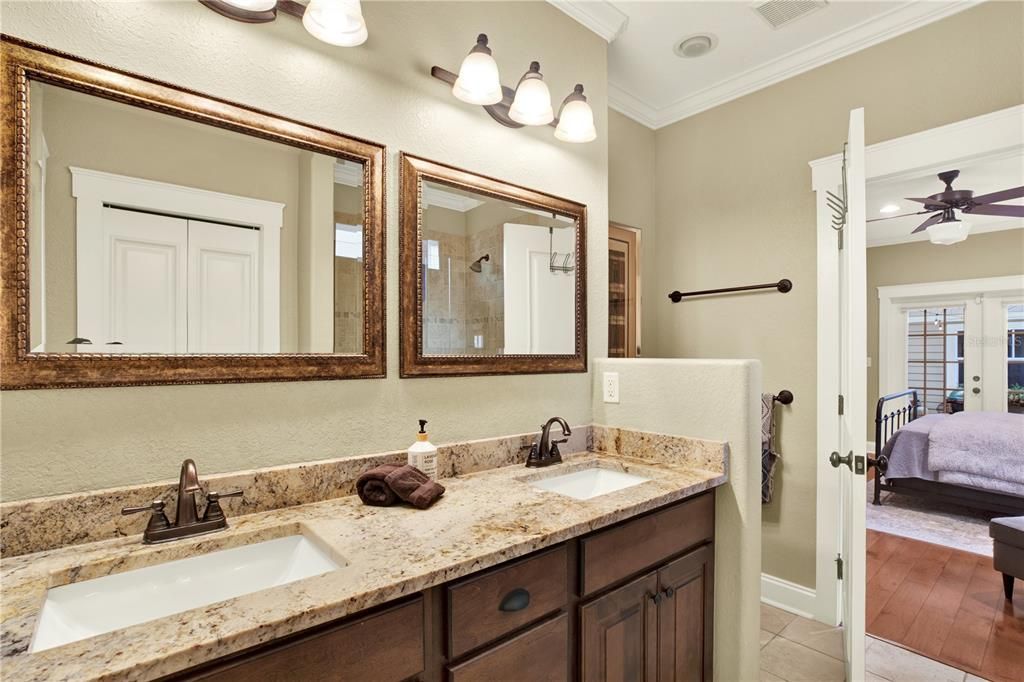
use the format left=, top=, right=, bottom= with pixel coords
left=871, top=389, right=919, bottom=504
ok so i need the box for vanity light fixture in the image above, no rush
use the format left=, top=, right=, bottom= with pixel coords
left=199, top=0, right=368, bottom=46
left=509, top=62, right=554, bottom=126
left=430, top=36, right=596, bottom=143
left=302, top=0, right=367, bottom=47
left=554, top=85, right=596, bottom=143
left=452, top=34, right=502, bottom=105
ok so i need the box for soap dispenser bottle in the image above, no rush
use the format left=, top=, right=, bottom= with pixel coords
left=408, top=419, right=438, bottom=479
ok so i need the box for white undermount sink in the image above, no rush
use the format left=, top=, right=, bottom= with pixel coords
left=529, top=467, right=651, bottom=500
left=31, top=534, right=342, bottom=653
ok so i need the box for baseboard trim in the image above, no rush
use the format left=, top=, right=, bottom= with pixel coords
left=761, top=573, right=817, bottom=619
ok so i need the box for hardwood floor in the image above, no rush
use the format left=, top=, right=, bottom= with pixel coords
left=867, top=529, right=1024, bottom=682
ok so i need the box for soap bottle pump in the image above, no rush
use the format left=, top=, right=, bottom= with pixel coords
left=408, top=419, right=438, bottom=479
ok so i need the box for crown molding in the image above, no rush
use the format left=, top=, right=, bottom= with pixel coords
left=333, top=160, right=363, bottom=187
left=546, top=0, right=629, bottom=43
left=610, top=0, right=980, bottom=130
left=423, top=185, right=484, bottom=213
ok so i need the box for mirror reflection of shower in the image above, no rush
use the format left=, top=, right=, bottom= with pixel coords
left=469, top=253, right=490, bottom=273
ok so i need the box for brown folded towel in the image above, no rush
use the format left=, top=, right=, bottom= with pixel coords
left=356, top=464, right=401, bottom=507
left=384, top=465, right=446, bottom=510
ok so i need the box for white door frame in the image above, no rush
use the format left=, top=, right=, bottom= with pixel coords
left=810, top=104, right=1024, bottom=624
left=71, top=167, right=284, bottom=352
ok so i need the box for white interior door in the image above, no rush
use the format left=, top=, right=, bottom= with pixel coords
left=836, top=107, right=867, bottom=680
left=503, top=223, right=576, bottom=354
left=187, top=220, right=261, bottom=353
left=78, top=206, right=188, bottom=353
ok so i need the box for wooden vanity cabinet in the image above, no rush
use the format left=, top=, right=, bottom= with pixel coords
left=171, top=492, right=714, bottom=682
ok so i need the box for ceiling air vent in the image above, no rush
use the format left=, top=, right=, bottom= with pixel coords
left=752, top=0, right=827, bottom=29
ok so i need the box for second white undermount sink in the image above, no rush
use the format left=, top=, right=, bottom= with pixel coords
left=529, top=467, right=651, bottom=500
left=31, top=534, right=342, bottom=653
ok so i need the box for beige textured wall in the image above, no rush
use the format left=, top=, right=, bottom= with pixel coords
left=866, top=229, right=1024, bottom=438
left=608, top=109, right=658, bottom=353
left=593, top=358, right=762, bottom=682
left=0, top=0, right=608, bottom=501
left=648, top=1, right=1024, bottom=588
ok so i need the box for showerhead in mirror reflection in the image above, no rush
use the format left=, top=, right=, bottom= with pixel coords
left=419, top=180, right=577, bottom=357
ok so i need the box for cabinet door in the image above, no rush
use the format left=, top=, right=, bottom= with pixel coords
left=580, top=571, right=658, bottom=682
left=657, top=544, right=714, bottom=682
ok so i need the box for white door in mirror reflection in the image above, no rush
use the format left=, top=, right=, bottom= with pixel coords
left=503, top=224, right=575, bottom=354
left=77, top=207, right=260, bottom=354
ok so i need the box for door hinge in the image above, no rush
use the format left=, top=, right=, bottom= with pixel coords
left=838, top=394, right=844, bottom=415
left=836, top=554, right=844, bottom=580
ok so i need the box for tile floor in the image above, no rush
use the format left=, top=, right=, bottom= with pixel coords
left=760, top=603, right=990, bottom=681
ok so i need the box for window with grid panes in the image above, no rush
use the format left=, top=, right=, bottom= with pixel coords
left=906, top=307, right=965, bottom=414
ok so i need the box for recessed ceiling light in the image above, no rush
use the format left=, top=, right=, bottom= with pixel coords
left=674, top=34, right=718, bottom=59
left=879, top=203, right=901, bottom=214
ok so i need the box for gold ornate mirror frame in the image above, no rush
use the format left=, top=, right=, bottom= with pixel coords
left=0, top=37, right=387, bottom=389
left=399, top=153, right=587, bottom=377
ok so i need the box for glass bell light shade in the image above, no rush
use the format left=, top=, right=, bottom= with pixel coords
left=452, top=34, right=502, bottom=106
left=221, top=0, right=276, bottom=10
left=303, top=0, right=368, bottom=47
left=554, top=84, right=596, bottom=143
left=926, top=213, right=971, bottom=245
left=509, top=62, right=554, bottom=126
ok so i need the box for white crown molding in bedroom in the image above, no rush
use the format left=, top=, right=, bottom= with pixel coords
left=546, top=0, right=629, bottom=43
left=609, top=0, right=981, bottom=130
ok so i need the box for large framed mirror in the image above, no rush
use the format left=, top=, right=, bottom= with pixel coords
left=400, top=154, right=587, bottom=377
left=0, top=37, right=386, bottom=389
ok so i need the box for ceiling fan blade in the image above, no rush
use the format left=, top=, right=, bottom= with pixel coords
left=866, top=211, right=930, bottom=223
left=911, top=213, right=944, bottom=234
left=970, top=186, right=1024, bottom=205
left=963, top=203, right=1024, bottom=217
left=906, top=196, right=950, bottom=207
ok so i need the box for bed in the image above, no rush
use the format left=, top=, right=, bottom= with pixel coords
left=870, top=390, right=1024, bottom=515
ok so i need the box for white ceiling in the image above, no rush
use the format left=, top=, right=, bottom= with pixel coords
left=866, top=152, right=1024, bottom=247
left=550, top=0, right=979, bottom=129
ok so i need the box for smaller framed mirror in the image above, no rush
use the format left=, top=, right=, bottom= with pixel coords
left=400, top=154, right=587, bottom=377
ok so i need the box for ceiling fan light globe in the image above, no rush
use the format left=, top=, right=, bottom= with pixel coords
left=926, top=219, right=971, bottom=246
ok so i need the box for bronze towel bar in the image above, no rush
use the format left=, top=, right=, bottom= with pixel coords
left=668, top=278, right=792, bottom=303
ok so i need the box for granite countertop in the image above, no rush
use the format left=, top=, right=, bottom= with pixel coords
left=0, top=449, right=727, bottom=681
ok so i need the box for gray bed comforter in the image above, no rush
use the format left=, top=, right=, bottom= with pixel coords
left=927, top=411, right=1024, bottom=485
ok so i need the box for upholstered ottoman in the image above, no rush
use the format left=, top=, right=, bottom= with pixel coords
left=991, top=516, right=1024, bottom=601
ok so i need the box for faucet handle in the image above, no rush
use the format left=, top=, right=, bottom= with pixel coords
left=203, top=490, right=243, bottom=523
left=121, top=500, right=171, bottom=533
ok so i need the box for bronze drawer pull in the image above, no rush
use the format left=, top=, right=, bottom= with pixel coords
left=499, top=588, right=531, bottom=612
left=647, top=591, right=662, bottom=604
left=663, top=587, right=675, bottom=598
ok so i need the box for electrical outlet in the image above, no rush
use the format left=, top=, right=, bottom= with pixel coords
left=603, top=372, right=620, bottom=403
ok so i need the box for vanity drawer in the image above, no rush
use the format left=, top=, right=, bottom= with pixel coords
left=448, top=612, right=569, bottom=682
left=185, top=597, right=424, bottom=682
left=447, top=545, right=568, bottom=658
left=581, top=492, right=714, bottom=596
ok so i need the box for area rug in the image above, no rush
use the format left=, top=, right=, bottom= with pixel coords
left=865, top=486, right=994, bottom=556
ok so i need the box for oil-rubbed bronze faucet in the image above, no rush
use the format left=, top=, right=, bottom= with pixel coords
left=121, top=459, right=243, bottom=544
left=526, top=417, right=571, bottom=468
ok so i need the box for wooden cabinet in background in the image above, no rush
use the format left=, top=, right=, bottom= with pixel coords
left=448, top=613, right=569, bottom=682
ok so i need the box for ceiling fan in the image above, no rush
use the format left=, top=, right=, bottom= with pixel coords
left=868, top=169, right=1024, bottom=245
